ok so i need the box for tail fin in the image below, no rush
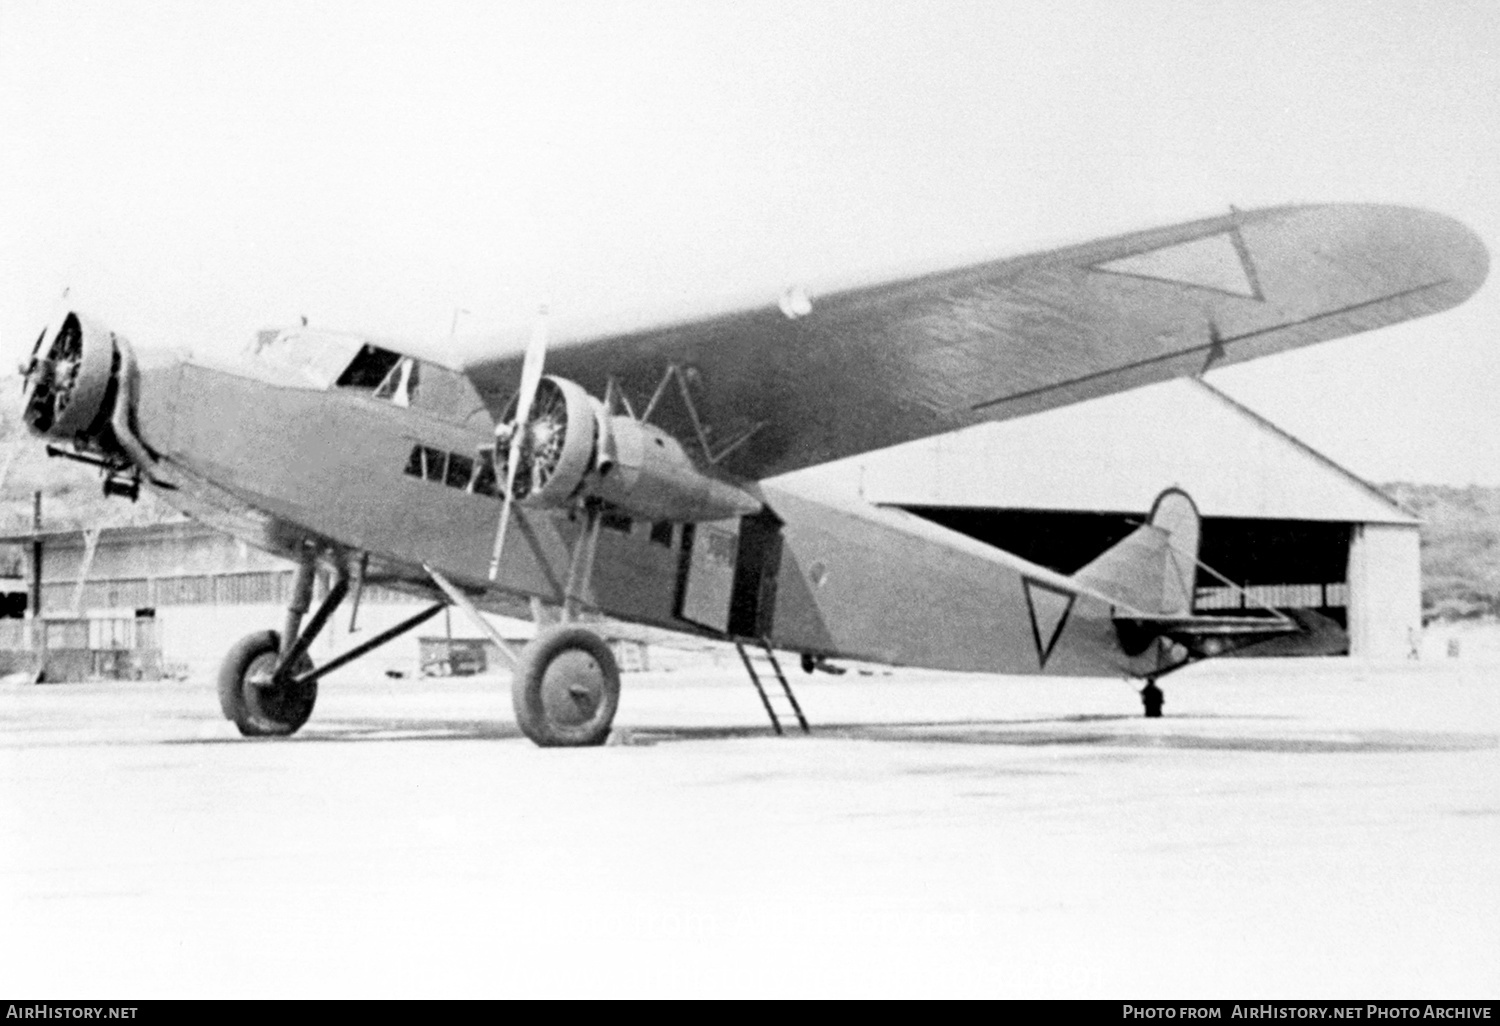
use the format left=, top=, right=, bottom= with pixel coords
left=1074, top=488, right=1200, bottom=615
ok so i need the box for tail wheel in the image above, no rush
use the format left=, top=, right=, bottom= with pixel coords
left=512, top=625, right=621, bottom=747
left=217, top=630, right=317, bottom=737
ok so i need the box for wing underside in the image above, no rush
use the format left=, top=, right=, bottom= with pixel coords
left=458, top=204, right=1487, bottom=481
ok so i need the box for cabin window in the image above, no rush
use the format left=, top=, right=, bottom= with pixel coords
left=650, top=521, right=675, bottom=547
left=445, top=453, right=474, bottom=490
left=601, top=506, right=633, bottom=534
left=336, top=344, right=404, bottom=390
left=470, top=452, right=498, bottom=497
left=406, top=444, right=499, bottom=498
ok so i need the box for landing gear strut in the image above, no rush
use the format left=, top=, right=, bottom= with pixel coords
left=427, top=502, right=621, bottom=748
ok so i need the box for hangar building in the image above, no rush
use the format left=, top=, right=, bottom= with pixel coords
left=1, top=377, right=1419, bottom=677
left=779, top=378, right=1420, bottom=660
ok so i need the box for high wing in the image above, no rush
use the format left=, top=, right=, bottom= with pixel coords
left=455, top=204, right=1487, bottom=481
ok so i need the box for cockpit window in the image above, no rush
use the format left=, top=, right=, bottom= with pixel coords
left=373, top=357, right=420, bottom=406
left=333, top=342, right=423, bottom=408
left=251, top=329, right=364, bottom=389
left=252, top=328, right=484, bottom=422
left=336, top=344, right=404, bottom=390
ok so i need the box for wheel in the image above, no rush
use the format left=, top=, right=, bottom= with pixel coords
left=511, top=625, right=621, bottom=747
left=217, top=630, right=317, bottom=737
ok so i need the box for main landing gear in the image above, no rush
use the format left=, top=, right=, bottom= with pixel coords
left=512, top=625, right=620, bottom=747
left=219, top=551, right=338, bottom=737
left=217, top=630, right=315, bottom=736
left=428, top=498, right=621, bottom=747
left=218, top=550, right=444, bottom=738
left=426, top=558, right=621, bottom=748
left=217, top=546, right=624, bottom=747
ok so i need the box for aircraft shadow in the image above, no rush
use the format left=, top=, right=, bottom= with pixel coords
left=161, top=718, right=526, bottom=745
left=153, top=715, right=1496, bottom=755
left=613, top=719, right=1498, bottom=754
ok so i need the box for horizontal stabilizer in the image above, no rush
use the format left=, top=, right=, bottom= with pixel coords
left=1115, top=611, right=1300, bottom=657
left=1216, top=608, right=1348, bottom=658
left=1116, top=607, right=1345, bottom=660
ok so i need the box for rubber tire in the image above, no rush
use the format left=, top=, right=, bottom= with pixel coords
left=217, top=630, right=317, bottom=737
left=512, top=625, right=621, bottom=747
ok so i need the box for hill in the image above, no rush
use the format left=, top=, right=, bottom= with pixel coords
left=0, top=376, right=180, bottom=537
left=1381, top=482, right=1500, bottom=622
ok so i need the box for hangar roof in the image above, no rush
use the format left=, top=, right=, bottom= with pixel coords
left=780, top=378, right=1418, bottom=525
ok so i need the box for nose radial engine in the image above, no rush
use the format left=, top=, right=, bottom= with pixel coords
left=21, top=312, right=121, bottom=444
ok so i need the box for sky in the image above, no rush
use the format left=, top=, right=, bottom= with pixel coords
left=1, top=0, right=1497, bottom=484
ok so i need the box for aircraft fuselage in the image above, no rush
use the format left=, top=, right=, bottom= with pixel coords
left=125, top=346, right=1146, bottom=679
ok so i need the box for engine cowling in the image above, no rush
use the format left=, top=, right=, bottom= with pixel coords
left=497, top=375, right=761, bottom=522
left=593, top=415, right=762, bottom=521
left=498, top=376, right=601, bottom=506
left=22, top=311, right=121, bottom=443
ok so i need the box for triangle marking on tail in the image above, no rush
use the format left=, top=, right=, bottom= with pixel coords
left=1022, top=577, right=1077, bottom=670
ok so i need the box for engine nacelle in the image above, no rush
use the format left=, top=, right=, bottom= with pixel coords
left=593, top=416, right=762, bottom=521
left=21, top=311, right=121, bottom=443
left=502, top=376, right=760, bottom=522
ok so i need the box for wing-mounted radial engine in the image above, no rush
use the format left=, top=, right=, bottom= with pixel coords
left=477, top=370, right=761, bottom=746
left=493, top=375, right=761, bottom=523
left=473, top=313, right=764, bottom=747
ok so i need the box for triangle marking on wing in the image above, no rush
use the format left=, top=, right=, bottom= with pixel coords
left=1023, top=577, right=1077, bottom=670
left=1094, top=231, right=1262, bottom=299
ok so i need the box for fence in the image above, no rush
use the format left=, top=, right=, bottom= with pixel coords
left=38, top=571, right=430, bottom=613
left=1195, top=582, right=1348, bottom=611
left=0, top=615, right=163, bottom=682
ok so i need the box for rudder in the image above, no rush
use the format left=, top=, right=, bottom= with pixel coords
left=1073, top=488, right=1200, bottom=616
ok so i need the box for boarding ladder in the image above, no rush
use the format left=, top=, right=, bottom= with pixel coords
left=734, top=637, right=809, bottom=736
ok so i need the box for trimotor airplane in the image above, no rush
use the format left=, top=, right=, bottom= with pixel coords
left=19, top=204, right=1488, bottom=745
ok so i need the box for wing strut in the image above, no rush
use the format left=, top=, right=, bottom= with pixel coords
left=561, top=501, right=604, bottom=623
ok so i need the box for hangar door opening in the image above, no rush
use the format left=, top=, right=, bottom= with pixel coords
left=902, top=507, right=1352, bottom=629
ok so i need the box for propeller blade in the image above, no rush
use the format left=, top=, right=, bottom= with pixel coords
left=488, top=306, right=550, bottom=581
left=487, top=474, right=518, bottom=581
left=514, top=305, right=548, bottom=427
left=487, top=422, right=526, bottom=579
